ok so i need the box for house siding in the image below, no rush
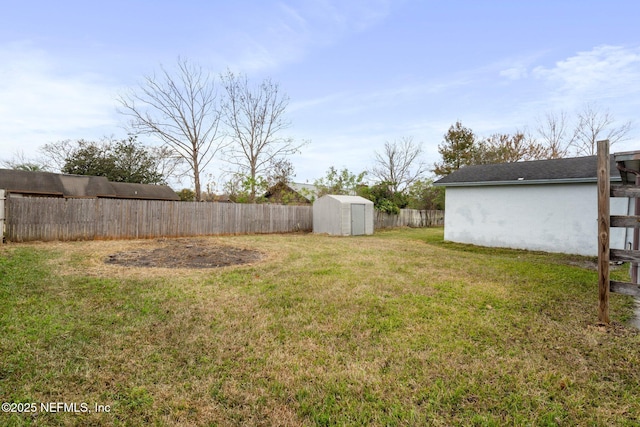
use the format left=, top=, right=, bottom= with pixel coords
left=444, top=183, right=630, bottom=256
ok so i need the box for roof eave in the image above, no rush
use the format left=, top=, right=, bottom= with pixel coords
left=434, top=176, right=622, bottom=187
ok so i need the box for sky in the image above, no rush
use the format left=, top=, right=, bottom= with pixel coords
left=1, top=0, right=640, bottom=190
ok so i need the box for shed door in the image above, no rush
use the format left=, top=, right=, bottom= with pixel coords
left=351, top=204, right=366, bottom=235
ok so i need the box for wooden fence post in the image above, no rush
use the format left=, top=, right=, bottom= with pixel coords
left=597, top=140, right=610, bottom=324
left=0, top=190, right=4, bottom=244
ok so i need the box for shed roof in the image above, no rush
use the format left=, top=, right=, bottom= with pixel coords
left=319, top=195, right=373, bottom=204
left=433, top=156, right=621, bottom=187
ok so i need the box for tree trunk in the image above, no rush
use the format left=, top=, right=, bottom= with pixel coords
left=193, top=156, right=202, bottom=201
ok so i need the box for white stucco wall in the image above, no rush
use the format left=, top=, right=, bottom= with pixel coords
left=444, top=183, right=630, bottom=256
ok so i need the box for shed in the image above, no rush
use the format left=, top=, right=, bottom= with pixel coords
left=313, top=195, right=374, bottom=236
left=433, top=155, right=632, bottom=256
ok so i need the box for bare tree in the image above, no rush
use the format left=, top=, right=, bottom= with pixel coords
left=1, top=150, right=48, bottom=171
left=266, top=157, right=296, bottom=186
left=118, top=59, right=227, bottom=200
left=220, top=70, right=305, bottom=201
left=572, top=103, right=632, bottom=156
left=149, top=145, right=189, bottom=184
left=370, top=137, right=428, bottom=193
left=535, top=111, right=574, bottom=159
left=39, top=139, right=78, bottom=171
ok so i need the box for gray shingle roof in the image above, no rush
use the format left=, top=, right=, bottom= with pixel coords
left=433, top=156, right=621, bottom=187
left=0, top=169, right=179, bottom=200
left=108, top=181, right=180, bottom=200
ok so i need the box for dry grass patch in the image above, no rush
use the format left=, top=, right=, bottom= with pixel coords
left=1, top=229, right=639, bottom=426
left=30, top=236, right=281, bottom=282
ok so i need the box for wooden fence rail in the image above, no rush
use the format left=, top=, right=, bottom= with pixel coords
left=3, top=195, right=444, bottom=242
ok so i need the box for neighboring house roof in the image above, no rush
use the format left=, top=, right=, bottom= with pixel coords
left=433, top=156, right=621, bottom=187
left=57, top=174, right=116, bottom=197
left=290, top=182, right=321, bottom=198
left=109, top=182, right=180, bottom=200
left=264, top=182, right=320, bottom=204
left=0, top=169, right=179, bottom=200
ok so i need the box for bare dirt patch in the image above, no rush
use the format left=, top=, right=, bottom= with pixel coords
left=104, top=238, right=263, bottom=269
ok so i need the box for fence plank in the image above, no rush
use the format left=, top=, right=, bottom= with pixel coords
left=611, top=185, right=640, bottom=198
left=610, top=280, right=640, bottom=297
left=610, top=249, right=640, bottom=263
left=610, top=215, right=640, bottom=228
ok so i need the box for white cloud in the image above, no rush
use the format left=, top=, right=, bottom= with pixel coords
left=288, top=92, right=349, bottom=112
left=499, top=66, right=528, bottom=80
left=307, top=0, right=394, bottom=33
left=0, top=43, right=120, bottom=154
left=221, top=0, right=395, bottom=73
left=532, top=45, right=640, bottom=99
left=493, top=52, right=551, bottom=83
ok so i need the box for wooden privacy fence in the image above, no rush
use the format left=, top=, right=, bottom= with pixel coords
left=3, top=196, right=444, bottom=242
left=5, top=197, right=313, bottom=242
left=374, top=209, right=444, bottom=229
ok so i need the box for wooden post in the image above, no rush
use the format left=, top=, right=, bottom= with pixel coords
left=597, top=140, right=610, bottom=324
left=633, top=175, right=640, bottom=284
left=0, top=190, right=4, bottom=244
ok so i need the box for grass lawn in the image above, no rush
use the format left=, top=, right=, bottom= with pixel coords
left=1, top=228, right=639, bottom=426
